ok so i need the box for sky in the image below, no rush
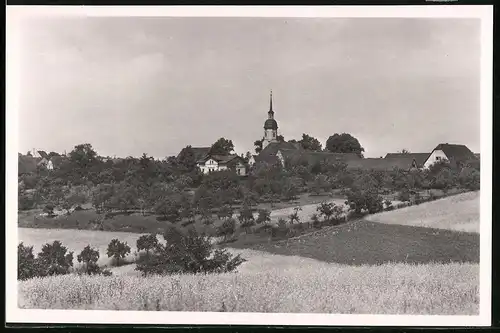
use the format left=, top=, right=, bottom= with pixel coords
left=16, top=17, right=480, bottom=158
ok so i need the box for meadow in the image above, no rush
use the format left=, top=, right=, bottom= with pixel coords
left=18, top=257, right=479, bottom=314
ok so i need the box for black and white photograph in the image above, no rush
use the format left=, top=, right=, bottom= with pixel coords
left=6, top=5, right=493, bottom=327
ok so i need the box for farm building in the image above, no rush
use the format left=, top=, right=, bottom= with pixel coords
left=423, top=143, right=477, bottom=169
left=196, top=154, right=247, bottom=176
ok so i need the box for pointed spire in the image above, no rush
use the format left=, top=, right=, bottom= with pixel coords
left=269, top=89, right=273, bottom=113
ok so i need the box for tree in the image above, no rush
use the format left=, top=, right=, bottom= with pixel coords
left=325, top=133, right=365, bottom=157
left=77, top=245, right=101, bottom=275
left=277, top=135, right=285, bottom=142
left=69, top=143, right=99, bottom=170
left=18, top=242, right=38, bottom=280
left=316, top=202, right=343, bottom=222
left=238, top=204, right=255, bottom=232
left=209, top=138, right=234, bottom=155
left=136, top=234, right=159, bottom=256
left=299, top=133, right=322, bottom=151
left=398, top=149, right=411, bottom=154
left=36, top=240, right=74, bottom=277
left=345, top=190, right=384, bottom=215
left=254, top=139, right=263, bottom=154
left=106, top=239, right=131, bottom=266
left=135, top=226, right=245, bottom=276
left=177, top=146, right=197, bottom=172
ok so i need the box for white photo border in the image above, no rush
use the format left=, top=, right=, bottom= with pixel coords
left=5, top=5, right=493, bottom=327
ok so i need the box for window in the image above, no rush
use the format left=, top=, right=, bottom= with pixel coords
left=436, top=156, right=441, bottom=161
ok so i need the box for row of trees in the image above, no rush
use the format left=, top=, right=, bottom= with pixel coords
left=254, top=132, right=365, bottom=157
left=18, top=226, right=246, bottom=281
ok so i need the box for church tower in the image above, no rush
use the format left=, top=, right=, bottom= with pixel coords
left=262, top=90, right=278, bottom=150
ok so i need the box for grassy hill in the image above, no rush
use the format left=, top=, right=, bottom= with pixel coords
left=365, top=191, right=480, bottom=233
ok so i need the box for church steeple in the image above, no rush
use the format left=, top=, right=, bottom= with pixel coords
left=268, top=89, right=274, bottom=118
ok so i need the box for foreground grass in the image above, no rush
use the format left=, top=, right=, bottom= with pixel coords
left=366, top=191, right=479, bottom=233
left=19, top=261, right=478, bottom=315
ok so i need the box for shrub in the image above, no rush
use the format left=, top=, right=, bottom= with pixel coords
left=18, top=242, right=38, bottom=280
left=384, top=199, right=393, bottom=211
left=76, top=245, right=101, bottom=275
left=256, top=209, right=271, bottom=225
left=106, top=239, right=131, bottom=266
left=18, top=193, right=35, bottom=211
left=288, top=207, right=302, bottom=224
left=310, top=213, right=322, bottom=229
left=135, top=226, right=245, bottom=276
left=36, top=240, right=74, bottom=277
left=217, top=205, right=234, bottom=221
left=216, top=218, right=237, bottom=243
left=316, top=202, right=344, bottom=224
left=345, top=190, right=383, bottom=215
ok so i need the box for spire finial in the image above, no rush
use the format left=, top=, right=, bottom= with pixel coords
left=269, top=89, right=273, bottom=112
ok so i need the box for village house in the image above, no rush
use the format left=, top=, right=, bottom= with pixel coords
left=422, top=143, right=477, bottom=169
left=196, top=154, right=247, bottom=176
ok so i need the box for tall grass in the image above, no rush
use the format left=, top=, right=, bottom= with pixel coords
left=19, top=262, right=478, bottom=315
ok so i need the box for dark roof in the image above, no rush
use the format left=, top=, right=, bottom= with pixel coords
left=37, top=150, right=49, bottom=159
left=384, top=153, right=430, bottom=167
left=18, top=155, right=38, bottom=174
left=177, top=147, right=211, bottom=161
left=432, top=143, right=475, bottom=162
left=198, top=154, right=245, bottom=165
left=346, top=158, right=418, bottom=171
left=279, top=149, right=360, bottom=165
left=264, top=118, right=278, bottom=130
left=255, top=141, right=300, bottom=164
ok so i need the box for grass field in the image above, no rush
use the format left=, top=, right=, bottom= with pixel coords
left=232, top=219, right=479, bottom=265
left=18, top=259, right=479, bottom=314
left=365, top=191, right=480, bottom=233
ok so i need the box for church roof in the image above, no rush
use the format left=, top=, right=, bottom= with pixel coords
left=264, top=118, right=278, bottom=130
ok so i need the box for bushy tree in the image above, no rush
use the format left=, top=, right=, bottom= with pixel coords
left=77, top=245, right=101, bottom=275
left=458, top=167, right=480, bottom=191
left=325, top=133, right=365, bottom=157
left=18, top=242, right=38, bottom=280
left=298, top=133, right=322, bottom=151
left=209, top=137, right=234, bottom=155
left=177, top=146, right=197, bottom=172
left=135, top=226, right=245, bottom=276
left=136, top=234, right=159, bottom=256
left=106, top=239, right=131, bottom=266
left=36, top=241, right=74, bottom=277
left=254, top=139, right=263, bottom=154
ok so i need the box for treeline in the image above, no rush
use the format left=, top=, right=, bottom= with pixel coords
left=18, top=226, right=245, bottom=281
left=19, top=143, right=480, bottom=224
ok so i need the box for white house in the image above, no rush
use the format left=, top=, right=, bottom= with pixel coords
left=197, top=154, right=247, bottom=176
left=423, top=143, right=476, bottom=169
